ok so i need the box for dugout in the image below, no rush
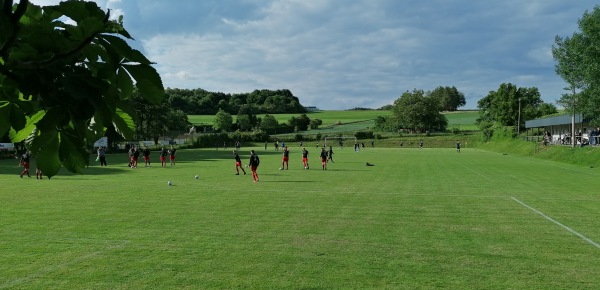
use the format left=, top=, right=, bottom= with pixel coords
left=525, top=114, right=592, bottom=145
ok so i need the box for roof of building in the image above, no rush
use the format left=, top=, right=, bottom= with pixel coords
left=525, top=114, right=587, bottom=128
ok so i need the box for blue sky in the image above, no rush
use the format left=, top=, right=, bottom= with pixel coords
left=33, top=0, right=596, bottom=110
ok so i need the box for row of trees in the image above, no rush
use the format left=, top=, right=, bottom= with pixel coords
left=165, top=88, right=306, bottom=115
left=213, top=110, right=322, bottom=134
left=373, top=84, right=557, bottom=134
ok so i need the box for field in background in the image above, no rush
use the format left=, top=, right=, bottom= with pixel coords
left=2, top=146, right=600, bottom=288
left=188, top=110, right=479, bottom=134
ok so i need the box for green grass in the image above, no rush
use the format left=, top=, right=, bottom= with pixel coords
left=3, top=146, right=599, bottom=288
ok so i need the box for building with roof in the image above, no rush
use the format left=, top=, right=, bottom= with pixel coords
left=525, top=114, right=595, bottom=145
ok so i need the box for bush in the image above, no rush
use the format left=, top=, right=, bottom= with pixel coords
left=354, top=131, right=374, bottom=139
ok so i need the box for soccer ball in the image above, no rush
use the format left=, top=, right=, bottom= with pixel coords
left=195, top=175, right=199, bottom=179
left=279, top=167, right=283, bottom=170
left=304, top=166, right=307, bottom=169
left=167, top=181, right=172, bottom=186
left=245, top=165, right=249, bottom=168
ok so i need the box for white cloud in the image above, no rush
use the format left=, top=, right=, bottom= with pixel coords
left=29, top=0, right=597, bottom=109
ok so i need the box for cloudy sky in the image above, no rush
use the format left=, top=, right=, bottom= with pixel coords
left=32, top=0, right=595, bottom=110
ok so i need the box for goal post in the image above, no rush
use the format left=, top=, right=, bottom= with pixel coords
left=323, top=136, right=357, bottom=149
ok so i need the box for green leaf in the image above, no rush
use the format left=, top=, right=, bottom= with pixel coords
left=10, top=109, right=45, bottom=142
left=37, top=106, right=67, bottom=131
left=123, top=64, right=164, bottom=104
left=112, top=108, right=135, bottom=140
left=0, top=101, right=10, bottom=136
left=117, top=67, right=134, bottom=99
left=59, top=130, right=87, bottom=173
left=100, top=34, right=152, bottom=64
left=9, top=103, right=26, bottom=132
left=36, top=131, right=62, bottom=178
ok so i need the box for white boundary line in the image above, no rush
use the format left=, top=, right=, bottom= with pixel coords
left=511, top=197, right=600, bottom=249
left=457, top=162, right=494, bottom=181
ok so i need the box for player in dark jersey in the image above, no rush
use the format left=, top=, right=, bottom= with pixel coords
left=169, top=146, right=177, bottom=166
left=19, top=151, right=31, bottom=178
left=143, top=147, right=151, bottom=167
left=281, top=146, right=290, bottom=170
left=131, top=145, right=140, bottom=168
left=248, top=150, right=260, bottom=182
left=160, top=147, right=168, bottom=167
left=320, top=147, right=328, bottom=170
left=327, top=146, right=334, bottom=163
left=456, top=141, right=461, bottom=153
left=233, top=150, right=246, bottom=175
left=301, top=147, right=309, bottom=169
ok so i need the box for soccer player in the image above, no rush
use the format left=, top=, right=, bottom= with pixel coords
left=301, top=147, right=309, bottom=169
left=160, top=146, right=168, bottom=167
left=142, top=147, right=151, bottom=166
left=18, top=150, right=31, bottom=178
left=97, top=146, right=107, bottom=166
left=233, top=150, right=246, bottom=175
left=248, top=149, right=260, bottom=182
left=281, top=146, right=290, bottom=170
left=169, top=146, right=177, bottom=166
left=320, top=147, right=328, bottom=170
left=327, top=146, right=334, bottom=163
left=456, top=141, right=461, bottom=153
left=36, top=166, right=43, bottom=180
left=419, top=140, right=424, bottom=149
left=131, top=145, right=140, bottom=168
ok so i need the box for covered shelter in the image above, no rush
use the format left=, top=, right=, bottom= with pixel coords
left=524, top=114, right=595, bottom=145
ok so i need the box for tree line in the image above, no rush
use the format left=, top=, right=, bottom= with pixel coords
left=166, top=88, right=306, bottom=115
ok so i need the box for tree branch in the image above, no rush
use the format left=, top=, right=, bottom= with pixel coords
left=0, top=0, right=28, bottom=59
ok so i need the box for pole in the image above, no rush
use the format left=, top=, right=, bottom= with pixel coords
left=517, top=98, right=521, bottom=136
left=572, top=88, right=576, bottom=148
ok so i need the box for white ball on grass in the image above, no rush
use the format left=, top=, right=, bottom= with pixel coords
left=167, top=181, right=172, bottom=186
left=195, top=175, right=199, bottom=179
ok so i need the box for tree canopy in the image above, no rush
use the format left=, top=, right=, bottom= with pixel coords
left=390, top=89, right=448, bottom=133
left=476, top=83, right=555, bottom=131
left=553, top=5, right=600, bottom=124
left=166, top=88, right=306, bottom=115
left=0, top=0, right=164, bottom=177
left=429, top=86, right=466, bottom=111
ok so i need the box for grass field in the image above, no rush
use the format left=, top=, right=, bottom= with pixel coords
left=188, top=110, right=479, bottom=136
left=2, top=146, right=600, bottom=288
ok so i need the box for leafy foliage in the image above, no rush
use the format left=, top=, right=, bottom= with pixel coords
left=429, top=86, right=466, bottom=111
left=166, top=88, right=306, bottom=115
left=0, top=0, right=164, bottom=177
left=476, top=83, right=547, bottom=132
left=130, top=90, right=188, bottom=144
left=213, top=109, right=233, bottom=132
left=553, top=5, right=600, bottom=125
left=390, top=89, right=448, bottom=133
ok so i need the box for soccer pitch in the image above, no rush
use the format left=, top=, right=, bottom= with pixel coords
left=1, top=146, right=600, bottom=289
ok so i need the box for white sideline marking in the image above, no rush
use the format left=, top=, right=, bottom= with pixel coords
left=457, top=162, right=494, bottom=181
left=511, top=197, right=600, bottom=249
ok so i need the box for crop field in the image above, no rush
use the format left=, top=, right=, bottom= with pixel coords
left=2, top=146, right=599, bottom=288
